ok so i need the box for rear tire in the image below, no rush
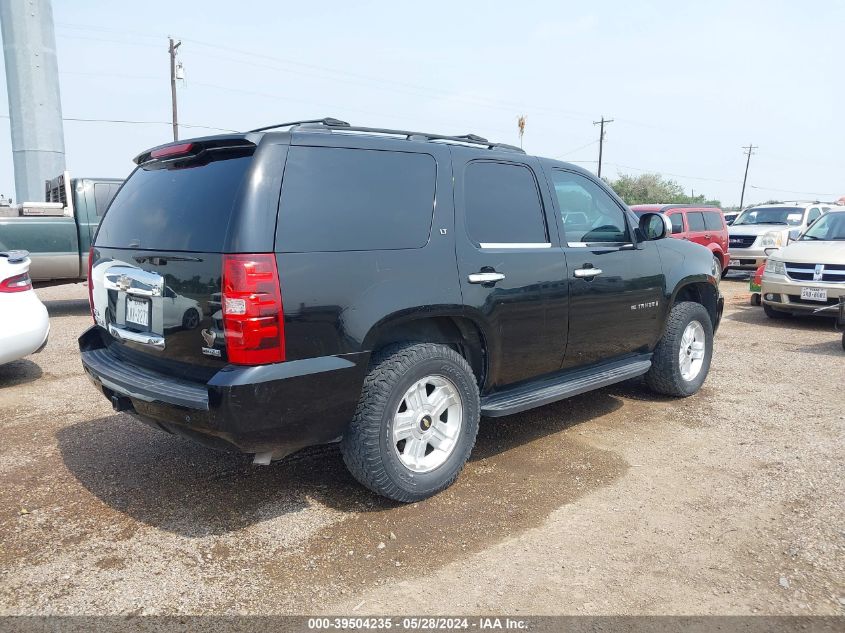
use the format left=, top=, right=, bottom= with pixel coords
left=645, top=301, right=713, bottom=397
left=182, top=308, right=200, bottom=330
left=763, top=303, right=790, bottom=319
left=713, top=255, right=723, bottom=281
left=340, top=343, right=480, bottom=502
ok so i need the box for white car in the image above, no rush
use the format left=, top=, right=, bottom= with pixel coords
left=0, top=251, right=49, bottom=365
left=726, top=202, right=833, bottom=272
left=761, top=209, right=845, bottom=318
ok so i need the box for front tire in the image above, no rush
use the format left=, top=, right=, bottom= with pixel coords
left=645, top=301, right=713, bottom=397
left=341, top=343, right=480, bottom=502
left=763, top=303, right=790, bottom=319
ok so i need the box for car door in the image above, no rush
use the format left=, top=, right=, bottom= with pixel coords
left=685, top=210, right=709, bottom=247
left=543, top=167, right=666, bottom=369
left=667, top=210, right=686, bottom=240
left=453, top=149, right=569, bottom=389
left=702, top=210, right=729, bottom=254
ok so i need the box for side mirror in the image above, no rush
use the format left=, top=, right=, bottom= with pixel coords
left=638, top=212, right=671, bottom=241
left=787, top=229, right=801, bottom=244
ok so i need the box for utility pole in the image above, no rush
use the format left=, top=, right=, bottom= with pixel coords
left=593, top=116, right=613, bottom=178
left=0, top=0, right=66, bottom=202
left=739, top=144, right=757, bottom=211
left=168, top=37, right=181, bottom=141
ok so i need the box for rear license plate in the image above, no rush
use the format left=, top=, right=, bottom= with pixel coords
left=729, top=259, right=741, bottom=266
left=800, top=287, right=827, bottom=302
left=126, top=296, right=151, bottom=329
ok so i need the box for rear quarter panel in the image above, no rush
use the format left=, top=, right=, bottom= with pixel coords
left=276, top=140, right=462, bottom=361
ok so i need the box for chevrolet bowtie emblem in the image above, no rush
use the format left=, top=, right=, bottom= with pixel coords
left=117, top=275, right=131, bottom=292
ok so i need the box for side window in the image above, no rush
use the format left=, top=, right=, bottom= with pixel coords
left=93, top=183, right=120, bottom=217
left=703, top=211, right=723, bottom=231
left=550, top=170, right=630, bottom=244
left=687, top=212, right=706, bottom=231
left=277, top=146, right=436, bottom=252
left=807, top=208, right=821, bottom=225
left=670, top=213, right=685, bottom=234
left=464, top=161, right=547, bottom=245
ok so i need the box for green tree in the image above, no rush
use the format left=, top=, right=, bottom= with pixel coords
left=607, top=172, right=720, bottom=207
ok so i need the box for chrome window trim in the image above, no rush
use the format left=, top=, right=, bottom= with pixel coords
left=478, top=242, right=552, bottom=249
left=566, top=241, right=634, bottom=248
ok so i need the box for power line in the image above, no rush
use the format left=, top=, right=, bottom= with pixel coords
left=748, top=184, right=837, bottom=197
left=0, top=114, right=236, bottom=132
left=609, top=162, right=740, bottom=184
left=55, top=23, right=595, bottom=123
left=555, top=139, right=599, bottom=158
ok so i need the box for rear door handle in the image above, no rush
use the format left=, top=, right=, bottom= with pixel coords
left=574, top=267, right=603, bottom=279
left=468, top=272, right=505, bottom=284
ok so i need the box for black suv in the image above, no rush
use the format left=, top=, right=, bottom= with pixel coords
left=80, top=118, right=723, bottom=502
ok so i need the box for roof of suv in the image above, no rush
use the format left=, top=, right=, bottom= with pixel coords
left=133, top=116, right=605, bottom=188
left=247, top=117, right=527, bottom=153
left=746, top=201, right=833, bottom=210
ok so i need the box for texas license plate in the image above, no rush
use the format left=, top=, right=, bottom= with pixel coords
left=800, top=287, right=827, bottom=302
left=729, top=259, right=741, bottom=266
left=126, top=296, right=151, bottom=328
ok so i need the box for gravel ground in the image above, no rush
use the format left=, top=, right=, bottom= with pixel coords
left=0, top=277, right=842, bottom=615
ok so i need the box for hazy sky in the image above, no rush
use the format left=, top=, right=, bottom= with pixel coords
left=1, top=0, right=842, bottom=205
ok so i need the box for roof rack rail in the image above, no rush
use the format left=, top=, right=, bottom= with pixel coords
left=320, top=121, right=525, bottom=153
left=248, top=117, right=350, bottom=133
left=249, top=117, right=525, bottom=153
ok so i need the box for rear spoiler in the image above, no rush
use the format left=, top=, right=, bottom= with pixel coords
left=0, top=250, right=29, bottom=263
left=134, top=135, right=256, bottom=166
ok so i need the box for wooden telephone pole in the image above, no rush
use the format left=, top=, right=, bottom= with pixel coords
left=168, top=37, right=181, bottom=141
left=739, top=144, right=757, bottom=211
left=593, top=116, right=613, bottom=178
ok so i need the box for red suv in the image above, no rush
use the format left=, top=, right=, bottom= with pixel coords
left=631, top=205, right=730, bottom=277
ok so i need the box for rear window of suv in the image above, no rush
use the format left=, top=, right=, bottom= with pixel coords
left=276, top=146, right=436, bottom=252
left=96, top=155, right=253, bottom=252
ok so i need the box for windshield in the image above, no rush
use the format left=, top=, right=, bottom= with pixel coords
left=800, top=212, right=845, bottom=241
left=733, top=206, right=804, bottom=226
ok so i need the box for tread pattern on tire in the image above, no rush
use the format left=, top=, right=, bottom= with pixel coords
left=645, top=301, right=712, bottom=397
left=340, top=342, right=479, bottom=503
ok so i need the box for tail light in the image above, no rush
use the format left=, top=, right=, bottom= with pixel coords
left=222, top=253, right=285, bottom=365
left=87, top=246, right=95, bottom=321
left=150, top=142, right=194, bottom=159
left=0, top=272, right=33, bottom=293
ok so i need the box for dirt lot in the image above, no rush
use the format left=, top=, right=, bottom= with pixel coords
left=0, top=277, right=842, bottom=616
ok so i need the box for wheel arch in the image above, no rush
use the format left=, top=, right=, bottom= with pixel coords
left=669, top=279, right=721, bottom=330
left=362, top=310, right=489, bottom=387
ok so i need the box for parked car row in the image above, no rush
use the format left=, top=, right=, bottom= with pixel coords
left=5, top=117, right=838, bottom=501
